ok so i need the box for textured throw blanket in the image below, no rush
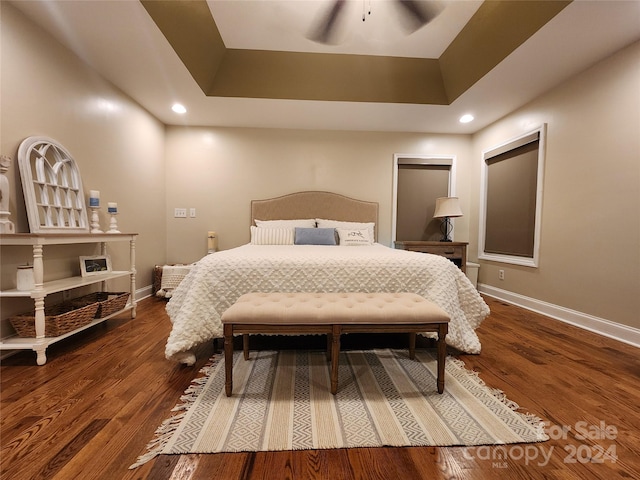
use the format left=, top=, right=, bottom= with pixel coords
left=165, top=244, right=490, bottom=365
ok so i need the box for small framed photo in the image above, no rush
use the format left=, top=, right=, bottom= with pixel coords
left=80, top=255, right=112, bottom=277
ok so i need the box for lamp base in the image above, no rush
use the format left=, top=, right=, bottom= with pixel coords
left=439, top=217, right=453, bottom=242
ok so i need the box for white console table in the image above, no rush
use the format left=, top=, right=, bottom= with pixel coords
left=0, top=233, right=137, bottom=365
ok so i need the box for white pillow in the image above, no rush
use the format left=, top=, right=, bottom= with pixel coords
left=337, top=228, right=373, bottom=246
left=255, top=219, right=316, bottom=228
left=250, top=226, right=295, bottom=245
left=316, top=219, right=375, bottom=241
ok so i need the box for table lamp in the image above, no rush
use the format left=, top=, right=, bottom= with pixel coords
left=433, top=197, right=462, bottom=242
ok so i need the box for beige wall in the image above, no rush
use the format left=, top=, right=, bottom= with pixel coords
left=0, top=3, right=166, bottom=308
left=470, top=40, right=640, bottom=329
left=164, top=127, right=472, bottom=263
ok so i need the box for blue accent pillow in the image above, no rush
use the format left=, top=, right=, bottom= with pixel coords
left=294, top=227, right=336, bottom=245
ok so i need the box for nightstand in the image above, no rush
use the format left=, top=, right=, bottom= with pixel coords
left=394, top=241, right=468, bottom=273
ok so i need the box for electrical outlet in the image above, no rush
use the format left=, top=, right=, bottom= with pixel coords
left=498, top=269, right=505, bottom=280
left=174, top=208, right=187, bottom=218
left=190, top=208, right=196, bottom=218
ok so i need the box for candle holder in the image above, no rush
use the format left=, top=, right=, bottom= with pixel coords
left=107, top=212, right=120, bottom=233
left=90, top=206, right=104, bottom=233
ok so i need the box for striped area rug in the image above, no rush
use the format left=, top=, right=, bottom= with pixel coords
left=131, top=349, right=547, bottom=468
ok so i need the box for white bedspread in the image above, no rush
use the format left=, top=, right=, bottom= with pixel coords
left=165, top=244, right=490, bottom=364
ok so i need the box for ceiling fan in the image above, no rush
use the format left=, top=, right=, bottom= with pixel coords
left=308, top=0, right=442, bottom=45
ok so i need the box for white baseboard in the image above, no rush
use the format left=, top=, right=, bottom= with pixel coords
left=135, top=285, right=153, bottom=301
left=478, top=283, right=640, bottom=349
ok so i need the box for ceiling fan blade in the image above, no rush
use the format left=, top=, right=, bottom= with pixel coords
left=308, top=0, right=347, bottom=44
left=395, top=0, right=440, bottom=33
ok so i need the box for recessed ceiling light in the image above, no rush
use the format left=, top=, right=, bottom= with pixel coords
left=172, top=103, right=187, bottom=114
left=459, top=114, right=474, bottom=123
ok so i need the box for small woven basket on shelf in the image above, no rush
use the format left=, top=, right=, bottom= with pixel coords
left=9, top=302, right=99, bottom=338
left=70, top=292, right=130, bottom=318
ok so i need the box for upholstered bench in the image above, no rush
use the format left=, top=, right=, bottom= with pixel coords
left=221, top=292, right=450, bottom=396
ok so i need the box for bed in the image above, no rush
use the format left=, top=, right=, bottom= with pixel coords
left=164, top=191, right=490, bottom=365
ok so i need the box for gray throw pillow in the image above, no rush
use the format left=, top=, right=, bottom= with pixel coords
left=294, top=227, right=336, bottom=245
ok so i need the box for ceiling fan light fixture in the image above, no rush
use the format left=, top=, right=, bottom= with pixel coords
left=308, top=0, right=441, bottom=45
left=459, top=114, right=474, bottom=124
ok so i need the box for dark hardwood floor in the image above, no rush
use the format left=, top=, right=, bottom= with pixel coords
left=1, top=296, right=639, bottom=479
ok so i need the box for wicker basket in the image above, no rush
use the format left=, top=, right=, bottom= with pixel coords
left=70, top=292, right=130, bottom=318
left=153, top=265, right=164, bottom=296
left=9, top=302, right=100, bottom=338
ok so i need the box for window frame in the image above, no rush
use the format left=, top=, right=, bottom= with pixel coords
left=478, top=125, right=546, bottom=267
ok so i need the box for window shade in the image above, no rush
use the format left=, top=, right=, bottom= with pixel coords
left=484, top=140, right=539, bottom=257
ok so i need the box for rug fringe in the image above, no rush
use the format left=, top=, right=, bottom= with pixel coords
left=447, top=356, right=549, bottom=442
left=129, top=355, right=221, bottom=469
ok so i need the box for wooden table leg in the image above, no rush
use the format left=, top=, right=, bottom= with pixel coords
left=330, top=325, right=341, bottom=395
left=437, top=323, right=448, bottom=394
left=224, top=324, right=233, bottom=397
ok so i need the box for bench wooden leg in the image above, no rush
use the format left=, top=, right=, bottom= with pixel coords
left=436, top=323, right=448, bottom=394
left=224, top=324, right=234, bottom=397
left=409, top=332, right=416, bottom=359
left=243, top=334, right=250, bottom=360
left=330, top=325, right=341, bottom=395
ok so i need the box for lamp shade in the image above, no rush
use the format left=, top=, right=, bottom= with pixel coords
left=433, top=197, right=463, bottom=218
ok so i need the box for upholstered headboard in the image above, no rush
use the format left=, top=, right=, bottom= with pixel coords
left=251, top=191, right=379, bottom=240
